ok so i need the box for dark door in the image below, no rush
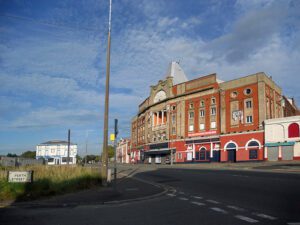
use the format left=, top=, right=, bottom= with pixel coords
left=212, top=150, right=220, bottom=162
left=227, top=149, right=236, bottom=162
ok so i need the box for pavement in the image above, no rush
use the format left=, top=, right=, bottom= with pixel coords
left=118, top=160, right=300, bottom=173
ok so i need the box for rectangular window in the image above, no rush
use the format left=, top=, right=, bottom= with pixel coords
left=211, top=107, right=216, bottom=115
left=246, top=100, right=252, bottom=108
left=249, top=150, right=258, bottom=159
left=177, top=153, right=182, bottom=160
left=199, top=109, right=205, bottom=117
left=211, top=121, right=216, bottom=129
left=172, top=114, right=176, bottom=124
left=172, top=127, right=176, bottom=135
left=246, top=116, right=253, bottom=123
left=200, top=100, right=205, bottom=107
left=188, top=124, right=194, bottom=132
left=200, top=123, right=205, bottom=130
left=189, top=103, right=194, bottom=109
left=189, top=111, right=194, bottom=119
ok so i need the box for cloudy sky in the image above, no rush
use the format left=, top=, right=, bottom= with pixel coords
left=0, top=0, right=299, bottom=156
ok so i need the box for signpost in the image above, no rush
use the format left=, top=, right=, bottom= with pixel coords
left=7, top=171, right=33, bottom=183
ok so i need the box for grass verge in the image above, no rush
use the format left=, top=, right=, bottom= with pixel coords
left=0, top=165, right=101, bottom=202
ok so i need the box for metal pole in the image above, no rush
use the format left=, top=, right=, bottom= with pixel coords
left=101, top=0, right=112, bottom=186
left=114, top=119, right=118, bottom=189
left=67, top=129, right=70, bottom=165
left=85, top=130, right=88, bottom=165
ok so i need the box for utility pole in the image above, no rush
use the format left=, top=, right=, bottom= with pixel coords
left=67, top=129, right=70, bottom=165
left=101, top=0, right=112, bottom=186
left=85, top=130, right=89, bottom=165
left=114, top=119, right=118, bottom=189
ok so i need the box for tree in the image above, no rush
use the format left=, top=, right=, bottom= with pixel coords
left=6, top=153, right=18, bottom=157
left=107, top=145, right=115, bottom=158
left=20, top=151, right=36, bottom=158
left=100, top=145, right=115, bottom=160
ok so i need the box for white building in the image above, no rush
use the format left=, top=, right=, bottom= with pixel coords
left=116, top=138, right=130, bottom=164
left=264, top=116, right=300, bottom=161
left=36, top=140, right=77, bottom=165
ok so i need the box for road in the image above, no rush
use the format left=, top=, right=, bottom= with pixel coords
left=1, top=166, right=300, bottom=225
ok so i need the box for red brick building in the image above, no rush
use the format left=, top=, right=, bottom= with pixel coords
left=130, top=62, right=297, bottom=164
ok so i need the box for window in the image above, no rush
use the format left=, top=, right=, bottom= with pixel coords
left=244, top=88, right=252, bottom=95
left=246, top=100, right=252, bottom=108
left=172, top=114, right=176, bottom=123
left=172, top=127, right=176, bottom=135
left=211, top=107, right=216, bottom=115
left=189, top=103, right=194, bottom=109
left=200, top=123, right=205, bottom=130
left=288, top=123, right=300, bottom=138
left=48, top=158, right=54, bottom=163
left=172, top=105, right=176, bottom=111
left=231, top=91, right=238, bottom=98
left=189, top=111, right=194, bottom=119
left=188, top=124, right=194, bottom=132
left=211, top=121, right=216, bottom=129
left=248, top=141, right=259, bottom=148
left=211, top=98, right=216, bottom=105
left=177, top=153, right=182, bottom=160
left=249, top=150, right=258, bottom=159
left=246, top=116, right=253, bottom=123
left=200, top=100, right=205, bottom=107
left=200, top=147, right=206, bottom=160
left=199, top=109, right=205, bottom=117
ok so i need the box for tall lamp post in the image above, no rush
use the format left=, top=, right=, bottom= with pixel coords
left=101, top=0, right=112, bottom=186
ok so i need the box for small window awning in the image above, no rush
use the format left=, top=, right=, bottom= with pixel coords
left=265, top=142, right=295, bottom=147
left=144, top=148, right=176, bottom=155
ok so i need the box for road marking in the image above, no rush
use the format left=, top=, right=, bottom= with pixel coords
left=252, top=213, right=277, bottom=220
left=191, top=201, right=205, bottom=206
left=210, top=207, right=228, bottom=214
left=235, top=215, right=259, bottom=223
left=287, top=223, right=300, bottom=225
left=206, top=199, right=220, bottom=204
left=226, top=205, right=245, bottom=211
left=192, top=196, right=203, bottom=199
left=178, top=197, right=188, bottom=201
left=232, top=174, right=249, bottom=178
left=166, top=193, right=176, bottom=197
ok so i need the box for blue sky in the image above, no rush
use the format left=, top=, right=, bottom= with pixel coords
left=0, top=0, right=299, bottom=156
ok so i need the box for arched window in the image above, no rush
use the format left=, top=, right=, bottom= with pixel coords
left=226, top=143, right=237, bottom=150
left=288, top=123, right=300, bottom=138
left=247, top=141, right=260, bottom=159
left=248, top=141, right=259, bottom=148
left=199, top=147, right=206, bottom=160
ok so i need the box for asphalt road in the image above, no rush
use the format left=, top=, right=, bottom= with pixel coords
left=1, top=167, right=300, bottom=225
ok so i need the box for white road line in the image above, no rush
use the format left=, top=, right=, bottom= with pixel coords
left=178, top=197, right=189, bottom=201
left=226, top=205, right=245, bottom=211
left=252, top=213, right=277, bottom=220
left=206, top=199, right=220, bottom=204
left=192, top=196, right=203, bottom=199
left=210, top=207, right=228, bottom=214
left=235, top=215, right=259, bottom=223
left=166, top=193, right=176, bottom=197
left=191, top=201, right=206, bottom=206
